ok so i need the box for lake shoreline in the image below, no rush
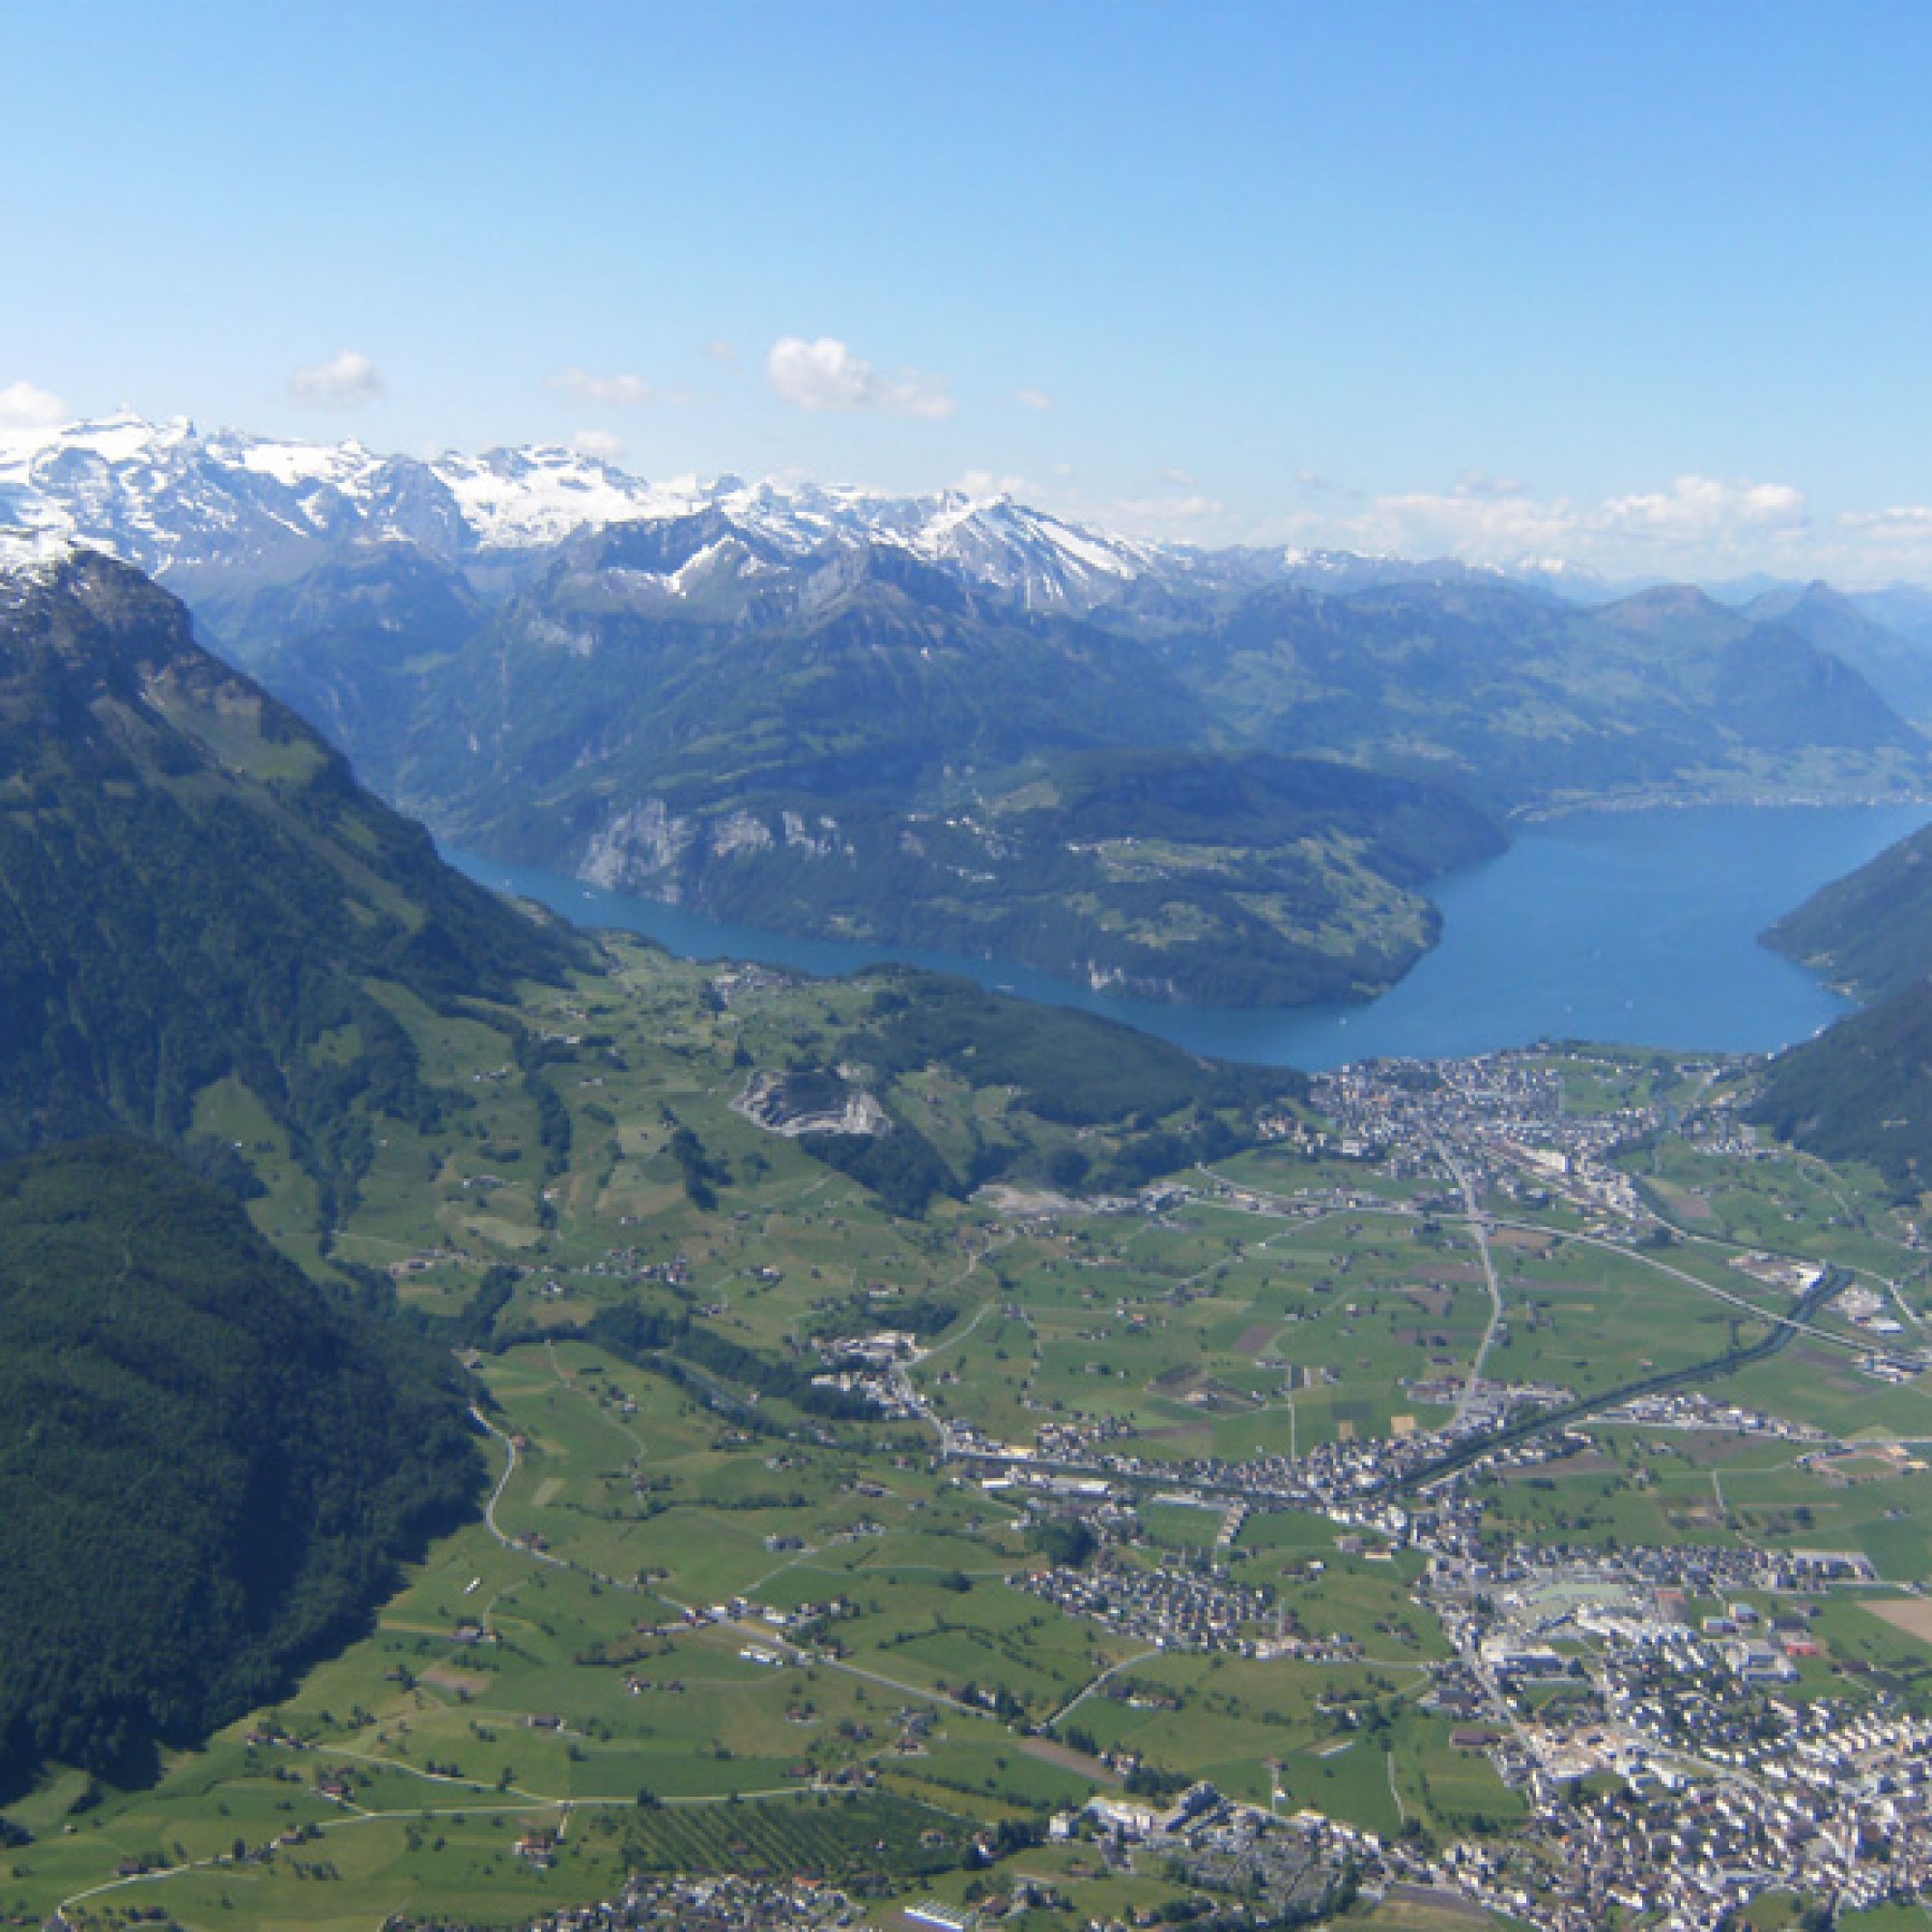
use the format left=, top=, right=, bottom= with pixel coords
left=450, top=800, right=1932, bottom=1074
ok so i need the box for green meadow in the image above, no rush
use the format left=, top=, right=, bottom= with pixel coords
left=11, top=941, right=1928, bottom=1927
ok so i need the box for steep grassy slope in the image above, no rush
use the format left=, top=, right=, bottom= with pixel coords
left=1747, top=582, right=1932, bottom=734
left=192, top=540, right=487, bottom=785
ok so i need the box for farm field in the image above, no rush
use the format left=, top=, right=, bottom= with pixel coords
left=11, top=949, right=1932, bottom=1929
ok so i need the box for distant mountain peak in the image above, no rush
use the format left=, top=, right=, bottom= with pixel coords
left=0, top=415, right=1193, bottom=616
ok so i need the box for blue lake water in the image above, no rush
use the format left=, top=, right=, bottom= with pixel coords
left=449, top=802, right=1932, bottom=1071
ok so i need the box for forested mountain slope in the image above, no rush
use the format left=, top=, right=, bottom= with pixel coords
left=1762, top=816, right=1932, bottom=1003
left=0, top=1138, right=480, bottom=1783
left=0, top=551, right=581, bottom=1207
left=1754, top=815, right=1932, bottom=1194
left=1751, top=980, right=1932, bottom=1197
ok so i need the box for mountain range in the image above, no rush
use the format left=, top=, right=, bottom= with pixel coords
left=0, top=413, right=1537, bottom=611
left=11, top=417, right=1932, bottom=1007
left=15, top=414, right=1932, bottom=634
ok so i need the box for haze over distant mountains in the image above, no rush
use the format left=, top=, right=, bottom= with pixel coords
left=12, top=415, right=1932, bottom=1008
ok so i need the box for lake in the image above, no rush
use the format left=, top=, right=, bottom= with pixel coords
left=449, top=802, right=1931, bottom=1071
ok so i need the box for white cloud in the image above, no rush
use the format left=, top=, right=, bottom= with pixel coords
left=705, top=337, right=738, bottom=363
left=551, top=368, right=659, bottom=408
left=1015, top=386, right=1054, bottom=412
left=1830, top=505, right=1932, bottom=580
left=568, top=428, right=627, bottom=463
left=1349, top=480, right=1579, bottom=561
left=1281, top=471, right=1813, bottom=573
left=955, top=469, right=1034, bottom=501
left=1842, top=505, right=1932, bottom=540
left=1598, top=474, right=1807, bottom=544
left=1102, top=492, right=1228, bottom=540
left=0, top=381, right=67, bottom=431
left=767, top=336, right=955, bottom=419
left=289, top=350, right=384, bottom=410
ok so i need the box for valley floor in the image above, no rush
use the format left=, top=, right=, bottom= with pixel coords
left=14, top=943, right=1932, bottom=1932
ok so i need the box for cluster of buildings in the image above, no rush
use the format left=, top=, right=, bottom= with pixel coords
left=966, top=1387, right=1930, bottom=1929
left=952, top=1412, right=1592, bottom=1538
left=1060, top=1784, right=1351, bottom=1926
left=1010, top=1549, right=1272, bottom=1653
left=1595, top=1390, right=1828, bottom=1439
left=404, top=1874, right=864, bottom=1932
left=809, top=1328, right=930, bottom=1418
left=469, top=1043, right=1930, bottom=1931
left=1311, top=1051, right=1662, bottom=1221
left=1438, top=1699, right=1932, bottom=1930
left=1407, top=1540, right=1932, bottom=1926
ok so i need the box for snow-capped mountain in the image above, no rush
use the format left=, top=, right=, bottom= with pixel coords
left=0, top=413, right=1620, bottom=619
left=0, top=415, right=684, bottom=581
left=0, top=415, right=1171, bottom=614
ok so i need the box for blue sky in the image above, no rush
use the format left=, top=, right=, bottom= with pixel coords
left=6, top=0, right=1932, bottom=579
